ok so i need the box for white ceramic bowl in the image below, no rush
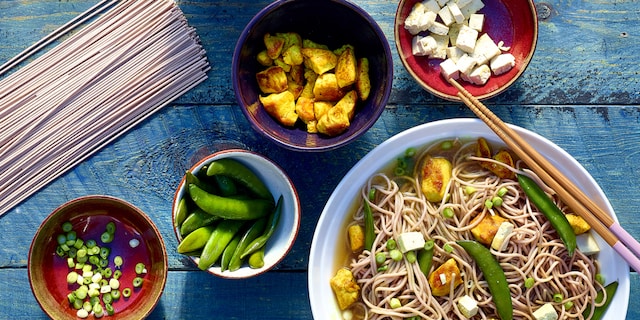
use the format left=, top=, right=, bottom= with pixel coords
left=308, top=118, right=629, bottom=319
left=172, top=149, right=301, bottom=279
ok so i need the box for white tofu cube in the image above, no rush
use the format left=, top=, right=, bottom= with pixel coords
left=397, top=232, right=425, bottom=253
left=456, top=54, right=476, bottom=74
left=532, top=303, right=558, bottom=320
left=491, top=221, right=514, bottom=251
left=576, top=232, right=601, bottom=255
left=412, top=35, right=438, bottom=56
left=457, top=295, right=479, bottom=317
left=424, top=0, right=442, bottom=12
left=429, top=21, right=450, bottom=36
left=468, top=13, right=484, bottom=31
left=456, top=0, right=473, bottom=8
left=448, top=23, right=464, bottom=46
left=466, top=64, right=491, bottom=85
left=405, top=4, right=437, bottom=35
left=440, top=58, right=460, bottom=80
left=438, top=6, right=455, bottom=26
left=446, top=46, right=465, bottom=63
left=429, top=34, right=449, bottom=59
left=490, top=53, right=516, bottom=75
left=447, top=3, right=465, bottom=24
left=461, top=0, right=485, bottom=18
left=436, top=0, right=449, bottom=7
left=455, top=25, right=478, bottom=53
left=472, top=33, right=501, bottom=64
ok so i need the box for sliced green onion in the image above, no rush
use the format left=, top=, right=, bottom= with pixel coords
left=389, top=249, right=403, bottom=262
left=386, top=239, right=397, bottom=251
left=57, top=234, right=67, bottom=245
left=389, top=297, right=402, bottom=309
left=595, top=273, right=605, bottom=285
left=492, top=196, right=503, bottom=207
left=86, top=239, right=97, bottom=248
left=553, top=293, right=564, bottom=303
left=62, top=221, right=73, bottom=233
left=465, top=186, right=477, bottom=195
left=122, top=288, right=132, bottom=298
left=443, top=243, right=454, bottom=253
left=133, top=277, right=144, bottom=288
left=440, top=140, right=453, bottom=150
left=405, top=251, right=417, bottom=263
left=564, top=301, right=574, bottom=310
left=100, top=247, right=110, bottom=260
left=106, top=222, right=116, bottom=235
left=484, top=199, right=494, bottom=209
left=375, top=252, right=386, bottom=265
left=497, top=187, right=508, bottom=197
left=110, top=289, right=121, bottom=300
left=102, top=267, right=113, bottom=279
left=105, top=303, right=115, bottom=316
left=67, top=272, right=79, bottom=284
left=405, top=147, right=417, bottom=157
left=103, top=292, right=113, bottom=305
left=101, top=231, right=114, bottom=244
left=114, top=256, right=123, bottom=268
left=442, top=207, right=455, bottom=219
left=113, top=269, right=122, bottom=280
left=524, top=277, right=535, bottom=288
left=424, top=239, right=435, bottom=251
left=377, top=265, right=389, bottom=272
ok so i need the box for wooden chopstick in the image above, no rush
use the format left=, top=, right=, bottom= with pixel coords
left=448, top=78, right=640, bottom=273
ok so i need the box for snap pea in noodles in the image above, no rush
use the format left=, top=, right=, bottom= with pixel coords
left=345, top=139, right=604, bottom=319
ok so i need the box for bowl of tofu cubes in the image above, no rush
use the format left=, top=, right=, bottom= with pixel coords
left=395, top=0, right=537, bottom=101
left=233, top=0, right=393, bottom=151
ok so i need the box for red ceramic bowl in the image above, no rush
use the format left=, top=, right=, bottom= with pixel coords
left=395, top=0, right=538, bottom=101
left=28, top=196, right=167, bottom=319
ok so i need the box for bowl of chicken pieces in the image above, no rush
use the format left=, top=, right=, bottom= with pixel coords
left=232, top=0, right=393, bottom=152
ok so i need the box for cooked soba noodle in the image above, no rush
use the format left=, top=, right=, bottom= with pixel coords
left=346, top=139, right=605, bottom=320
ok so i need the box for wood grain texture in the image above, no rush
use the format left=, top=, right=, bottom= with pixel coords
left=0, top=0, right=639, bottom=319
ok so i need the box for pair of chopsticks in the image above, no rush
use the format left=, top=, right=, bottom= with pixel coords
left=448, top=78, right=640, bottom=273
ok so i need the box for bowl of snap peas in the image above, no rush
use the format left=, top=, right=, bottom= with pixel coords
left=172, top=149, right=301, bottom=279
left=28, top=195, right=168, bottom=320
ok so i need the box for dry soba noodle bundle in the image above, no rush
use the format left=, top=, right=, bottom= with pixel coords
left=0, top=0, right=210, bottom=216
left=345, top=139, right=605, bottom=320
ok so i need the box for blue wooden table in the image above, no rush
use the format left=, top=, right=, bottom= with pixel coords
left=1, top=0, right=639, bottom=319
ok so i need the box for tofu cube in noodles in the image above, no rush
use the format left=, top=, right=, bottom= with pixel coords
left=468, top=13, right=485, bottom=31
left=457, top=295, right=479, bottom=318
left=397, top=232, right=426, bottom=253
left=472, top=33, right=501, bottom=65
left=576, top=232, right=600, bottom=255
left=491, top=221, right=514, bottom=251
left=532, top=303, right=558, bottom=320
left=455, top=25, right=478, bottom=53
left=490, top=53, right=516, bottom=75
left=440, top=58, right=460, bottom=80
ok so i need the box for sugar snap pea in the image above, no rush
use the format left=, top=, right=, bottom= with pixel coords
left=220, top=231, right=242, bottom=272
left=214, top=175, right=237, bottom=197
left=180, top=207, right=220, bottom=237
left=186, top=170, right=217, bottom=195
left=228, top=216, right=268, bottom=271
left=240, top=195, right=283, bottom=259
left=177, top=225, right=215, bottom=254
left=198, top=219, right=245, bottom=270
left=363, top=188, right=376, bottom=251
left=206, top=158, right=273, bottom=200
left=457, top=240, right=512, bottom=320
left=517, top=174, right=577, bottom=256
left=174, top=197, right=189, bottom=229
left=189, top=184, right=274, bottom=220
left=417, top=239, right=435, bottom=276
left=248, top=246, right=265, bottom=269
left=582, top=281, right=618, bottom=319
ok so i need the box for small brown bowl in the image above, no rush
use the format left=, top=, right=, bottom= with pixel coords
left=28, top=195, right=167, bottom=319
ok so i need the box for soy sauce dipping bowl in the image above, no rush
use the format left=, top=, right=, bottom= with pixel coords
left=233, top=0, right=393, bottom=151
left=28, top=195, right=168, bottom=320
left=172, top=149, right=301, bottom=279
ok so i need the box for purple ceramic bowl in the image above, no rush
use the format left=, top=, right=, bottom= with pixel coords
left=232, top=0, right=393, bottom=152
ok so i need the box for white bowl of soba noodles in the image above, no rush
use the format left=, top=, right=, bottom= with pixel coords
left=308, top=118, right=629, bottom=320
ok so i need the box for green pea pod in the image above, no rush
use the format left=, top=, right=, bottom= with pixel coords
left=214, top=175, right=237, bottom=197
left=582, top=281, right=618, bottom=319
left=240, top=195, right=283, bottom=259
left=177, top=225, right=215, bottom=254
left=517, top=174, right=577, bottom=256
left=180, top=208, right=220, bottom=237
left=187, top=170, right=219, bottom=194
left=220, top=231, right=243, bottom=272
left=363, top=189, right=376, bottom=251
left=174, top=197, right=189, bottom=229
left=228, top=216, right=268, bottom=271
left=206, top=158, right=273, bottom=200
left=417, top=240, right=435, bottom=276
left=189, top=184, right=274, bottom=220
left=198, top=219, right=245, bottom=270
left=248, top=246, right=266, bottom=269
left=458, top=240, right=512, bottom=320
